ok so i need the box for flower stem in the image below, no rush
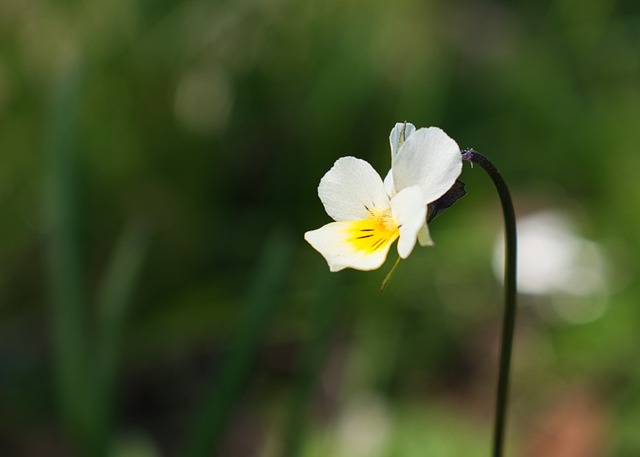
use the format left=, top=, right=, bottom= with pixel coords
left=380, top=255, right=402, bottom=292
left=462, top=149, right=517, bottom=457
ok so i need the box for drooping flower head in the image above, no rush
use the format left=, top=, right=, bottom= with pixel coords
left=304, top=123, right=463, bottom=272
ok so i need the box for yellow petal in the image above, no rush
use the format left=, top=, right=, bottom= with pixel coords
left=344, top=218, right=399, bottom=254
left=304, top=216, right=399, bottom=272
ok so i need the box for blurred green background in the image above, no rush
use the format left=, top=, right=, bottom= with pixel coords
left=2, top=0, right=640, bottom=455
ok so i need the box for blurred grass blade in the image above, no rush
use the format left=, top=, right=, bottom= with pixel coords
left=94, top=221, right=151, bottom=451
left=43, top=61, right=93, bottom=452
left=282, top=270, right=339, bottom=457
left=185, top=229, right=294, bottom=457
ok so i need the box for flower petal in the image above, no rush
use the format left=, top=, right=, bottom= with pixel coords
left=417, top=223, right=434, bottom=247
left=318, top=157, right=390, bottom=221
left=392, top=127, right=462, bottom=204
left=304, top=220, right=398, bottom=272
left=383, top=169, right=396, bottom=197
left=389, top=122, right=416, bottom=158
left=390, top=186, right=428, bottom=259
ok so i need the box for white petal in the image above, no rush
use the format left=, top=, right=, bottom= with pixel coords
left=392, top=127, right=462, bottom=204
left=383, top=169, right=396, bottom=197
left=390, top=186, right=428, bottom=259
left=389, top=122, right=416, bottom=158
left=318, top=157, right=390, bottom=221
left=304, top=221, right=396, bottom=272
left=417, top=223, right=434, bottom=247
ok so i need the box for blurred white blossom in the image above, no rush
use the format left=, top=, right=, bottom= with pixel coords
left=493, top=210, right=608, bottom=323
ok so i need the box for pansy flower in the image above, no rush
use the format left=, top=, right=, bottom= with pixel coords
left=304, top=123, right=463, bottom=272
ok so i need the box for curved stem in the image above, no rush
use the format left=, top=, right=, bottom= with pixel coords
left=462, top=149, right=517, bottom=457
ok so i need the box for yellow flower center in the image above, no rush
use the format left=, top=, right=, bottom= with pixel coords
left=345, top=209, right=399, bottom=254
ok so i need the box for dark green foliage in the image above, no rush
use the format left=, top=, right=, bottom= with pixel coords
left=1, top=0, right=639, bottom=455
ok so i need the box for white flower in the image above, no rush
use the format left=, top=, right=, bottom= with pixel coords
left=304, top=123, right=463, bottom=272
